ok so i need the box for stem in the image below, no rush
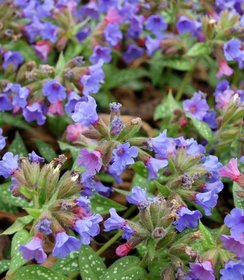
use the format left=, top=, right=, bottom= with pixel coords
left=176, top=69, right=192, bottom=101
left=96, top=231, right=122, bottom=256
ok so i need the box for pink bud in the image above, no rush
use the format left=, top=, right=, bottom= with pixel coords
left=66, top=123, right=87, bottom=142
left=33, top=41, right=52, bottom=63
left=116, top=243, right=132, bottom=257
left=217, top=60, right=233, bottom=78
left=179, top=118, right=187, bottom=127
left=48, top=100, right=64, bottom=116
left=219, top=158, right=241, bottom=183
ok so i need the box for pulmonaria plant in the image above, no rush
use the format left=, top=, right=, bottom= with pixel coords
left=0, top=153, right=102, bottom=262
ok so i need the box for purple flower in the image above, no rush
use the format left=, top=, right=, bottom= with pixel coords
left=76, top=28, right=91, bottom=43
left=203, top=111, right=217, bottom=129
left=75, top=196, right=90, bottom=210
left=78, top=2, right=99, bottom=20
left=98, top=0, right=118, bottom=12
left=148, top=130, right=176, bottom=159
left=145, top=36, right=160, bottom=56
left=240, top=156, right=244, bottom=164
left=23, top=102, right=46, bottom=125
left=0, top=94, right=13, bottom=112
left=223, top=38, right=242, bottom=61
left=28, top=151, right=44, bottom=164
left=110, top=142, right=138, bottom=176
left=127, top=15, right=143, bottom=39
left=224, top=208, right=244, bottom=240
left=3, top=51, right=24, bottom=71
left=104, top=23, right=122, bottom=47
left=52, top=232, right=81, bottom=258
left=80, top=62, right=104, bottom=96
left=104, top=208, right=125, bottom=231
left=145, top=14, right=167, bottom=38
left=205, top=180, right=224, bottom=193
left=187, top=261, right=215, bottom=280
left=111, top=116, right=124, bottom=135
left=78, top=149, right=102, bottom=180
left=215, top=88, right=234, bottom=110
left=74, top=214, right=102, bottom=244
left=127, top=186, right=148, bottom=206
left=104, top=208, right=134, bottom=240
left=220, top=260, right=244, bottom=280
left=90, top=45, right=112, bottom=64
left=173, top=207, right=202, bottom=232
left=0, top=152, right=19, bottom=178
left=195, top=190, right=218, bottom=216
left=146, top=157, right=168, bottom=180
left=40, top=22, right=57, bottom=43
left=42, top=80, right=66, bottom=104
left=94, top=180, right=113, bottom=197
left=72, top=96, right=99, bottom=126
left=183, top=92, right=209, bottom=121
left=110, top=102, right=122, bottom=113
left=0, top=129, right=6, bottom=151
left=176, top=16, right=198, bottom=36
left=186, top=139, right=205, bottom=156
left=221, top=235, right=244, bottom=259
left=202, top=155, right=222, bottom=176
left=12, top=86, right=29, bottom=108
left=123, top=44, right=144, bottom=64
left=19, top=236, right=47, bottom=264
left=35, top=219, right=52, bottom=235
left=65, top=91, right=82, bottom=116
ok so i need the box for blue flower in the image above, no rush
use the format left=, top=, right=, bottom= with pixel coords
left=0, top=129, right=6, bottom=151
left=23, top=102, right=47, bottom=125
left=42, top=80, right=66, bottom=104
left=3, top=51, right=24, bottom=71
left=146, top=157, right=168, bottom=180
left=145, top=14, right=167, bottom=38
left=104, top=23, right=122, bottom=46
left=52, top=232, right=81, bottom=258
left=123, top=44, right=144, bottom=64
left=29, top=151, right=45, bottom=164
left=195, top=190, right=218, bottom=216
left=0, top=152, right=19, bottom=178
left=220, top=260, right=244, bottom=280
left=90, top=45, right=112, bottom=64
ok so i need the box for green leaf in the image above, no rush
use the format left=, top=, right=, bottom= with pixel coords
left=154, top=92, right=180, bottom=121
left=151, top=56, right=194, bottom=71
left=8, top=132, right=28, bottom=156
left=3, top=215, right=33, bottom=235
left=0, top=182, right=31, bottom=208
left=0, top=260, right=10, bottom=274
left=147, top=239, right=157, bottom=261
left=91, top=193, right=126, bottom=215
left=79, top=246, right=106, bottom=280
left=52, top=251, right=79, bottom=276
left=58, top=141, right=80, bottom=159
left=0, top=113, right=32, bottom=131
left=191, top=117, right=214, bottom=142
left=187, top=43, right=210, bottom=57
left=34, top=139, right=57, bottom=162
left=233, top=182, right=244, bottom=210
left=198, top=221, right=215, bottom=250
left=8, top=230, right=29, bottom=274
left=55, top=52, right=66, bottom=76
left=14, top=265, right=67, bottom=280
left=132, top=161, right=148, bottom=178
left=102, top=256, right=145, bottom=280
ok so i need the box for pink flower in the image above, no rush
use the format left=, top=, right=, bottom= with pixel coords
left=105, top=7, right=122, bottom=24
left=66, top=123, right=87, bottom=142
left=219, top=159, right=241, bottom=183
left=217, top=60, right=234, bottom=78
left=116, top=243, right=132, bottom=257
left=33, top=41, right=52, bottom=63
left=48, top=100, right=64, bottom=116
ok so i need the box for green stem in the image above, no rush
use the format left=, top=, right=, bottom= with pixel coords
left=176, top=69, right=192, bottom=101
left=96, top=231, right=122, bottom=256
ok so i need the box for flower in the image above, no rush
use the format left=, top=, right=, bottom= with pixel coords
left=104, top=23, right=122, bottom=46
left=145, top=14, right=167, bottom=38
left=3, top=51, right=24, bottom=71
left=33, top=40, right=52, bottom=63
left=90, top=45, right=111, bottom=64
left=217, top=60, right=234, bottom=78
left=104, top=208, right=126, bottom=231
left=80, top=61, right=104, bottom=96
left=0, top=94, right=13, bottom=112
left=186, top=261, right=215, bottom=280
left=176, top=16, right=199, bottom=36
left=221, top=235, right=244, bottom=259
left=0, top=129, right=6, bottom=151
left=224, top=208, right=244, bottom=240
left=183, top=92, right=209, bottom=121
left=65, top=91, right=81, bottom=116
left=110, top=142, right=138, bottom=176
left=123, top=44, right=144, bottom=64
left=220, top=260, right=244, bottom=280
left=145, top=36, right=160, bottom=56
left=116, top=243, right=132, bottom=257
left=78, top=149, right=102, bottom=180
left=23, top=102, right=46, bottom=125
left=74, top=214, right=102, bottom=244
left=29, top=151, right=44, bottom=163
left=19, top=236, right=47, bottom=264
left=195, top=190, right=218, bottom=216
left=110, top=116, right=124, bottom=135
left=52, top=232, right=81, bottom=258
left=219, top=159, right=241, bottom=183
left=35, top=218, right=52, bottom=235
left=223, top=38, right=243, bottom=61
left=0, top=152, right=19, bottom=178
left=127, top=186, right=148, bottom=206
left=72, top=96, right=99, bottom=126
left=173, top=207, right=202, bottom=232
left=42, top=80, right=66, bottom=104
left=66, top=123, right=87, bottom=142
left=145, top=157, right=168, bottom=180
